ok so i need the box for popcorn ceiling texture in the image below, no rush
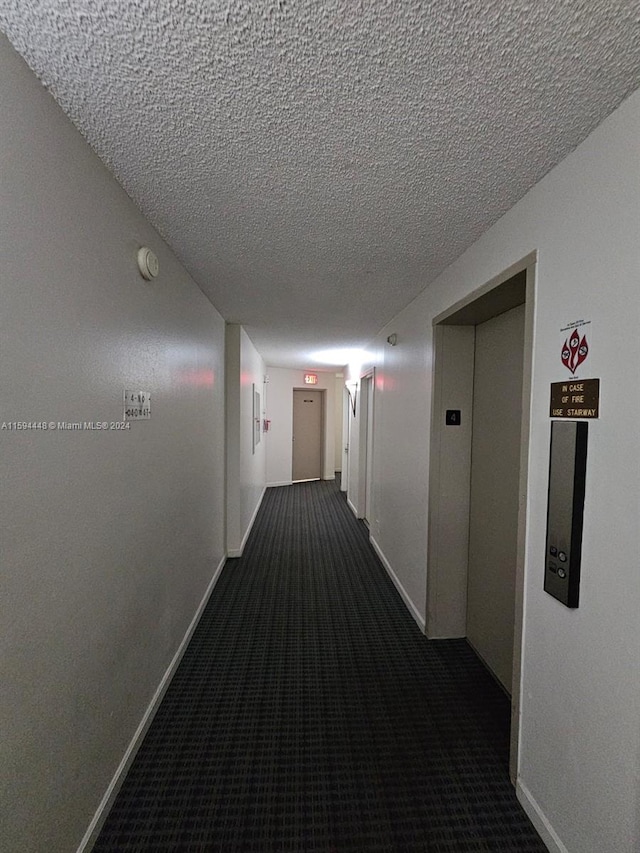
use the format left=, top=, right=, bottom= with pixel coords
left=1, top=0, right=639, bottom=366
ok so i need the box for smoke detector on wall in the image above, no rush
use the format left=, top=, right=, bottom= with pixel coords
left=137, top=247, right=159, bottom=280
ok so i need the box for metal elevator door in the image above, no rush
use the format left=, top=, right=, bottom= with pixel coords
left=467, top=304, right=525, bottom=692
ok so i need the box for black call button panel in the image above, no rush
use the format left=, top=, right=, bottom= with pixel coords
left=544, top=421, right=588, bottom=608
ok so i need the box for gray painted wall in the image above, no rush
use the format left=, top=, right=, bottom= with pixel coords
left=0, top=35, right=226, bottom=851
left=426, top=324, right=475, bottom=638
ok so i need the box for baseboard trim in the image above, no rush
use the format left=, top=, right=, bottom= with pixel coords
left=346, top=497, right=358, bottom=517
left=227, top=486, right=266, bottom=558
left=76, top=553, right=227, bottom=853
left=266, top=480, right=293, bottom=488
left=369, top=535, right=426, bottom=632
left=516, top=780, right=567, bottom=853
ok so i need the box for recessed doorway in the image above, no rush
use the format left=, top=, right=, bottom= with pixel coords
left=426, top=254, right=535, bottom=781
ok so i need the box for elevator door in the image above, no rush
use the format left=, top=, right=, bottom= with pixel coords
left=467, top=304, right=525, bottom=692
left=292, top=390, right=323, bottom=481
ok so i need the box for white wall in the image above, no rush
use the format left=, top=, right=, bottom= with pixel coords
left=0, top=36, right=227, bottom=853
left=362, top=89, right=640, bottom=852
left=265, top=368, right=337, bottom=486
left=347, top=313, right=431, bottom=629
left=226, top=325, right=267, bottom=556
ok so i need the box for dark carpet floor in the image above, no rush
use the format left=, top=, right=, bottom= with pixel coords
left=94, top=479, right=546, bottom=852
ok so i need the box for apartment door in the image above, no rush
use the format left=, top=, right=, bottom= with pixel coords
left=292, top=390, right=323, bottom=481
left=467, top=304, right=525, bottom=692
left=341, top=386, right=350, bottom=493
left=362, top=373, right=375, bottom=523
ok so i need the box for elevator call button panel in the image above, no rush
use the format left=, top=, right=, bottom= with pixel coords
left=544, top=420, right=588, bottom=608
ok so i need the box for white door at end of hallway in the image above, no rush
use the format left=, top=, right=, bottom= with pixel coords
left=292, top=389, right=323, bottom=481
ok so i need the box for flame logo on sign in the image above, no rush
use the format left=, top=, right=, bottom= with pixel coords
left=561, top=329, right=588, bottom=374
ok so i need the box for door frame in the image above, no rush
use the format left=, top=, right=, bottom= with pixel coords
left=426, top=251, right=536, bottom=783
left=341, top=385, right=350, bottom=492
left=359, top=370, right=375, bottom=523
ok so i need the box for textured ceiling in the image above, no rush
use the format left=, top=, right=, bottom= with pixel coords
left=1, top=1, right=639, bottom=368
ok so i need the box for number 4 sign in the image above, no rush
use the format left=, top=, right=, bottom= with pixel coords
left=124, top=390, right=151, bottom=420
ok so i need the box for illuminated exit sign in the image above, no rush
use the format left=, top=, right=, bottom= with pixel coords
left=304, top=373, right=318, bottom=385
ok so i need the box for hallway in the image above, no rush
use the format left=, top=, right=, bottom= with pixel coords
left=94, top=480, right=545, bottom=852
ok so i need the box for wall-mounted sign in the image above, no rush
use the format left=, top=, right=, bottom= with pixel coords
left=550, top=378, right=599, bottom=419
left=304, top=373, right=318, bottom=385
left=560, top=319, right=591, bottom=376
left=124, top=390, right=151, bottom=420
